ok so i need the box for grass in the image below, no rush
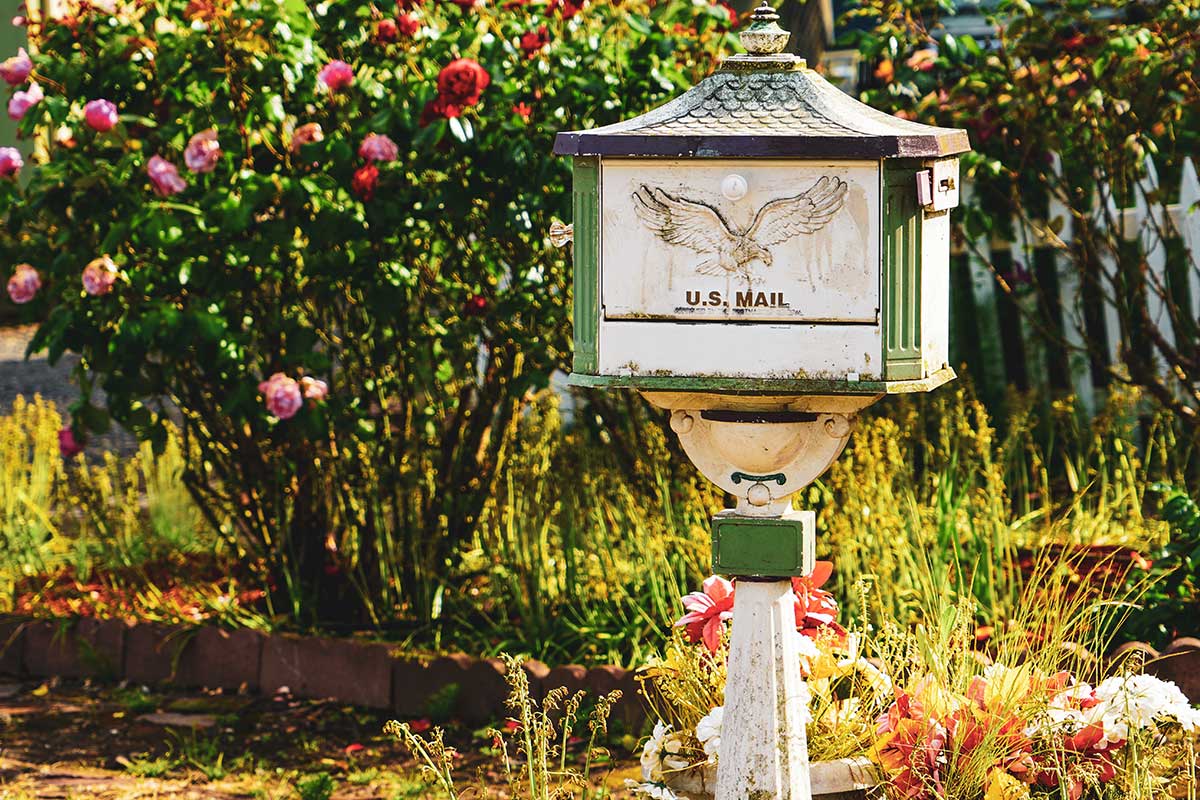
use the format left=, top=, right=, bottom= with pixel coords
left=0, top=376, right=1192, bottom=665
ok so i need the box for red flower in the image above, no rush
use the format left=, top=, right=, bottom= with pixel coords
left=344, top=743, right=365, bottom=755
left=410, top=718, right=432, bottom=732
left=675, top=575, right=734, bottom=653
left=437, top=58, right=490, bottom=108
left=376, top=17, right=399, bottom=42
left=464, top=295, right=488, bottom=316
left=519, top=26, right=548, bottom=58
left=548, top=0, right=584, bottom=18
left=791, top=561, right=846, bottom=640
left=397, top=12, right=420, bottom=35
left=397, top=0, right=423, bottom=9
left=352, top=163, right=379, bottom=201
left=512, top=102, right=532, bottom=121
left=449, top=0, right=479, bottom=8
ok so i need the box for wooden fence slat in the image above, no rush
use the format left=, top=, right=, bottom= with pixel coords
left=1094, top=187, right=1124, bottom=372
left=1180, top=157, right=1200, bottom=321
left=1135, top=157, right=1176, bottom=363
left=1047, top=154, right=1095, bottom=413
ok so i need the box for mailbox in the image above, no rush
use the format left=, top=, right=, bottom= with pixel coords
left=554, top=4, right=970, bottom=394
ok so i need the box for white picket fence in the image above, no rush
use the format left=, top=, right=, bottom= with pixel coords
left=954, top=156, right=1200, bottom=414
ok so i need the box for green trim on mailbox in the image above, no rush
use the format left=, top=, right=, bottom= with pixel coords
left=712, top=516, right=810, bottom=578
left=882, top=163, right=924, bottom=381
left=567, top=367, right=956, bottom=396
left=572, top=157, right=601, bottom=374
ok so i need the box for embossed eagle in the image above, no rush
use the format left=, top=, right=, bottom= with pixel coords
left=632, top=177, right=848, bottom=278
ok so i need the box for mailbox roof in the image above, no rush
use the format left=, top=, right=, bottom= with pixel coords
left=553, top=61, right=971, bottom=159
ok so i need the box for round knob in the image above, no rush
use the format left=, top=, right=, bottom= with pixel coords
left=740, top=3, right=790, bottom=56
left=721, top=174, right=748, bottom=201
left=747, top=482, right=772, bottom=507
left=670, top=411, right=695, bottom=435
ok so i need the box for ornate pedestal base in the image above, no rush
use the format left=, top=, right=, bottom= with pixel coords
left=715, top=579, right=813, bottom=800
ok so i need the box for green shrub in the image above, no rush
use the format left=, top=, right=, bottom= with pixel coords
left=0, top=0, right=734, bottom=625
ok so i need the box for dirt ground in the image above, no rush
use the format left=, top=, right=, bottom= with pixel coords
left=0, top=678, right=644, bottom=799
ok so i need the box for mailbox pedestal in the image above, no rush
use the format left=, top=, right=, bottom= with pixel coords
left=719, top=579, right=814, bottom=800
left=553, top=3, right=969, bottom=797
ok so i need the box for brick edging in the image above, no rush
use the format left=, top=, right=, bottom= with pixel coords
left=0, top=615, right=645, bottom=727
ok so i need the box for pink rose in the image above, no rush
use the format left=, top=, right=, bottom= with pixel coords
left=8, top=81, right=42, bottom=121
left=146, top=155, right=187, bottom=197
left=184, top=128, right=221, bottom=173
left=300, top=376, right=328, bottom=401
left=82, top=255, right=118, bottom=296
left=58, top=427, right=84, bottom=458
left=0, top=146, right=22, bottom=178
left=358, top=133, right=398, bottom=162
left=317, top=60, right=355, bottom=92
left=0, top=47, right=32, bottom=86
left=290, top=122, right=324, bottom=153
left=84, top=98, right=119, bottom=131
left=258, top=372, right=304, bottom=419
left=6, top=263, right=40, bottom=304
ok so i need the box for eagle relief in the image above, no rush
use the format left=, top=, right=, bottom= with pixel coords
left=631, top=176, right=849, bottom=284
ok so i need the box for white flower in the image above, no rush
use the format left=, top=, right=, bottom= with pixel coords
left=1092, top=674, right=1200, bottom=743
left=624, top=780, right=689, bottom=800
left=641, top=721, right=671, bottom=782
left=796, top=634, right=821, bottom=659
left=695, top=706, right=723, bottom=763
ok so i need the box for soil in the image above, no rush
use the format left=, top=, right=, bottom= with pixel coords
left=0, top=678, right=644, bottom=799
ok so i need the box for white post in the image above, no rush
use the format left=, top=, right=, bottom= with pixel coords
left=1047, top=154, right=1096, bottom=415
left=1135, top=156, right=1175, bottom=369
left=1179, top=158, right=1200, bottom=323
left=716, top=579, right=812, bottom=800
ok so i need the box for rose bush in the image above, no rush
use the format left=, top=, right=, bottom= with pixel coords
left=0, top=0, right=735, bottom=624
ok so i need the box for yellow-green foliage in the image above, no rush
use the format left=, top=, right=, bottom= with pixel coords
left=0, top=396, right=66, bottom=583
left=0, top=395, right=214, bottom=611
left=812, top=384, right=1173, bottom=626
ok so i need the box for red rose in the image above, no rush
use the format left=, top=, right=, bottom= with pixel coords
left=352, top=163, right=379, bottom=201
left=519, top=25, right=548, bottom=58
left=397, top=12, right=420, bottom=35
left=376, top=17, right=399, bottom=42
left=437, top=58, right=490, bottom=108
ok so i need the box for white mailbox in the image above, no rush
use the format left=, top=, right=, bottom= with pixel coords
left=555, top=6, right=970, bottom=395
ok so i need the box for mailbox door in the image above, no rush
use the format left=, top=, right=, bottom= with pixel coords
left=599, top=159, right=880, bottom=325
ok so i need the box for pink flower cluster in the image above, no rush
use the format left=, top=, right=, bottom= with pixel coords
left=318, top=60, right=355, bottom=92
left=184, top=128, right=221, bottom=173
left=258, top=372, right=329, bottom=420
left=84, top=99, right=118, bottom=132
left=147, top=155, right=187, bottom=196
left=674, top=562, right=845, bottom=653
left=82, top=255, right=118, bottom=296
left=6, top=263, right=40, bottom=304
left=0, top=146, right=22, bottom=178
left=8, top=81, right=41, bottom=121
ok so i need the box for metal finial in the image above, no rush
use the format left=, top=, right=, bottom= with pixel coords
left=740, top=2, right=790, bottom=56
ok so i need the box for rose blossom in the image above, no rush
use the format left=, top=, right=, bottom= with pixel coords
left=84, top=98, right=119, bottom=131
left=0, top=146, right=22, bottom=178
left=352, top=163, right=379, bottom=200
left=397, top=13, right=420, bottom=35
left=8, top=81, right=42, bottom=121
left=437, top=57, right=490, bottom=108
left=376, top=17, right=398, bottom=42
left=0, top=47, right=32, bottom=86
left=58, top=427, right=84, bottom=458
left=317, top=60, right=355, bottom=91
left=290, top=122, right=324, bottom=153
left=258, top=373, right=304, bottom=419
left=6, top=263, right=40, bottom=304
left=184, top=128, right=221, bottom=173
left=146, top=155, right=187, bottom=196
left=358, top=133, right=398, bottom=162
left=300, top=376, right=328, bottom=401
left=82, top=255, right=119, bottom=296
left=518, top=26, right=548, bottom=58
